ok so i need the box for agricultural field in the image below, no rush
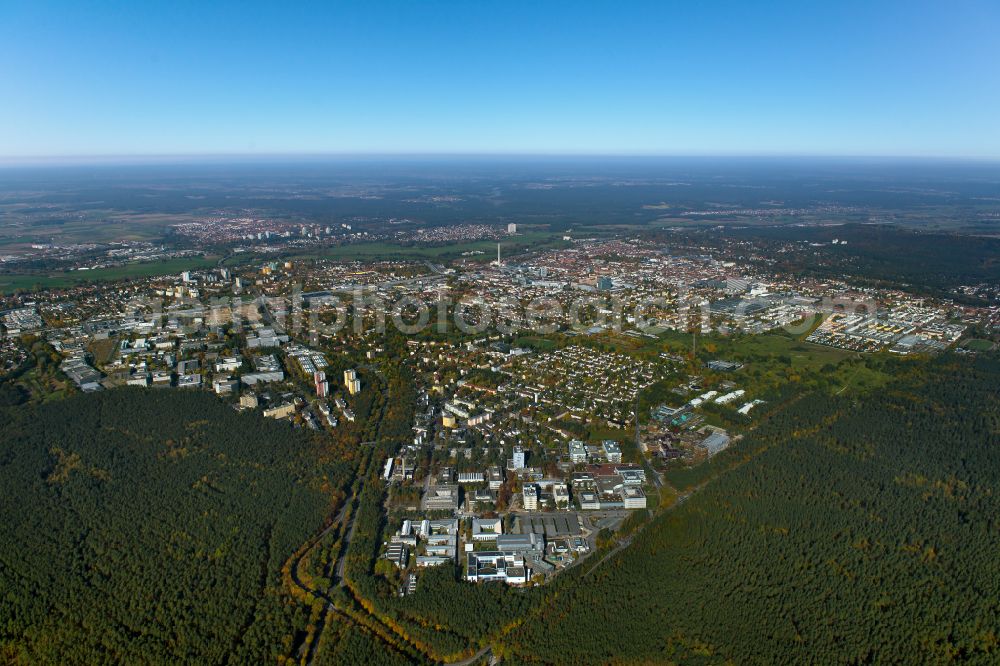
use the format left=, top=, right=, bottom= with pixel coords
left=0, top=204, right=190, bottom=249
left=0, top=255, right=219, bottom=292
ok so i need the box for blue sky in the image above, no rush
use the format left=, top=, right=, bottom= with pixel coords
left=1, top=1, right=998, bottom=158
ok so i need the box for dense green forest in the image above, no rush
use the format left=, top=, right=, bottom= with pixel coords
left=5, top=347, right=1000, bottom=665
left=313, top=617, right=417, bottom=666
left=717, top=224, right=1000, bottom=302
left=0, top=389, right=353, bottom=665
left=502, top=353, right=1000, bottom=664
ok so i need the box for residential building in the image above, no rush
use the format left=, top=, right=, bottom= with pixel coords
left=602, top=440, right=622, bottom=463
left=486, top=466, right=504, bottom=490
left=579, top=491, right=601, bottom=510
left=620, top=486, right=647, bottom=509
left=512, top=445, right=526, bottom=469
left=263, top=402, right=296, bottom=419
left=344, top=368, right=361, bottom=395
left=552, top=483, right=571, bottom=509
left=314, top=371, right=328, bottom=397
left=177, top=374, right=201, bottom=388
left=522, top=484, right=539, bottom=511
left=213, top=378, right=237, bottom=394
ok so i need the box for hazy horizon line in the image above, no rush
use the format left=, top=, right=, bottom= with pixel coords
left=2, top=151, right=1000, bottom=168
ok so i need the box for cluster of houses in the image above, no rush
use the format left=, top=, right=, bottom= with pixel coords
left=509, top=346, right=664, bottom=425
left=808, top=306, right=965, bottom=354
left=2, top=307, right=44, bottom=335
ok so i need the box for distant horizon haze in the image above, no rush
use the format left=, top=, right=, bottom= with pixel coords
left=2, top=153, right=1000, bottom=168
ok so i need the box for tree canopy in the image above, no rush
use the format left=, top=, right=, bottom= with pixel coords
left=503, top=353, right=1000, bottom=664
left=0, top=388, right=352, bottom=664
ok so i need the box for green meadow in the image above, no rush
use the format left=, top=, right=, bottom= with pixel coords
left=0, top=256, right=219, bottom=292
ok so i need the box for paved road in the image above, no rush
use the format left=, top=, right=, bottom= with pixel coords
left=288, top=458, right=365, bottom=664
left=288, top=524, right=343, bottom=666
left=333, top=499, right=359, bottom=585
left=293, top=488, right=496, bottom=666
left=287, top=359, right=496, bottom=666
